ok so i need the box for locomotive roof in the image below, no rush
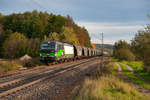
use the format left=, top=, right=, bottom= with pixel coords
left=42, top=40, right=72, bottom=46
left=41, top=40, right=99, bottom=51
left=42, top=40, right=62, bottom=44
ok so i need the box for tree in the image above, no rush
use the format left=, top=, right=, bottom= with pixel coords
left=113, top=40, right=135, bottom=61
left=91, top=43, right=96, bottom=49
left=1, top=10, right=50, bottom=39
left=0, top=30, right=13, bottom=57
left=0, top=13, right=3, bottom=23
left=82, top=27, right=91, bottom=47
left=60, top=27, right=79, bottom=45
left=0, top=11, right=92, bottom=51
left=3, top=32, right=27, bottom=58
left=131, top=25, right=150, bottom=64
left=48, top=32, right=60, bottom=41
left=65, top=15, right=74, bottom=27
left=116, top=48, right=135, bottom=61
left=73, top=25, right=91, bottom=47
left=0, top=24, right=3, bottom=35
left=45, top=14, right=65, bottom=36
left=26, top=38, right=40, bottom=57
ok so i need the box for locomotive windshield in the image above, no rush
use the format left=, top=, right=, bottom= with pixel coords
left=41, top=42, right=56, bottom=50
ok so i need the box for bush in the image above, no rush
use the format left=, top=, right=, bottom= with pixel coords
left=21, top=58, right=44, bottom=68
left=116, top=48, right=135, bottom=61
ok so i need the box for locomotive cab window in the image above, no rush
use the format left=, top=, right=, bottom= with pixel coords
left=57, top=43, right=62, bottom=50
left=41, top=42, right=56, bottom=50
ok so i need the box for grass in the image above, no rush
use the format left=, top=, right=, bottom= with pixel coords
left=112, top=63, right=118, bottom=75
left=119, top=63, right=150, bottom=90
left=0, top=60, right=23, bottom=72
left=110, top=57, right=118, bottom=62
left=121, top=61, right=150, bottom=81
left=76, top=63, right=150, bottom=100
left=121, top=61, right=143, bottom=70
left=0, top=58, right=45, bottom=73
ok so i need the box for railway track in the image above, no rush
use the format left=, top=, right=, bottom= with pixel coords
left=0, top=57, right=92, bottom=84
left=0, top=57, right=99, bottom=99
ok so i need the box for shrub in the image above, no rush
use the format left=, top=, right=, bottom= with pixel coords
left=21, top=60, right=35, bottom=68
left=116, top=48, right=135, bottom=61
left=21, top=58, right=44, bottom=68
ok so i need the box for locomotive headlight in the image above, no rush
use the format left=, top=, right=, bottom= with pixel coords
left=55, top=53, right=57, bottom=56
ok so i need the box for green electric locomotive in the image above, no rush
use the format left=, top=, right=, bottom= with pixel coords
left=40, top=40, right=74, bottom=62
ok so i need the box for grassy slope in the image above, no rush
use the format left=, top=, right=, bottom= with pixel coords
left=119, top=63, right=150, bottom=90
left=76, top=63, right=149, bottom=100
left=121, top=61, right=150, bottom=81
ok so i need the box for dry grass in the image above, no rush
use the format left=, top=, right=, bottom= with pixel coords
left=76, top=62, right=150, bottom=100
left=76, top=75, right=149, bottom=100
left=0, top=60, right=23, bottom=72
left=119, top=63, right=150, bottom=90
left=0, top=58, right=44, bottom=73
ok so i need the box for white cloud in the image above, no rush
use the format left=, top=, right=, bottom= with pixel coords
left=76, top=21, right=145, bottom=44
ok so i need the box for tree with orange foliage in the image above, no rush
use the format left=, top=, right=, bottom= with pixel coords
left=91, top=43, right=96, bottom=49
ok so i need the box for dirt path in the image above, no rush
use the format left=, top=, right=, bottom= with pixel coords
left=116, top=63, right=122, bottom=73
left=121, top=63, right=134, bottom=73
left=121, top=63, right=150, bottom=84
left=116, top=63, right=150, bottom=96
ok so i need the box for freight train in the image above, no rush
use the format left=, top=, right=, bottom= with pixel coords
left=40, top=40, right=101, bottom=63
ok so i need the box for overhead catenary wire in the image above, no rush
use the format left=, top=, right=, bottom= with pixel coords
left=30, top=0, right=52, bottom=13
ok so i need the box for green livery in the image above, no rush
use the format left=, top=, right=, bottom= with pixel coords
left=40, top=41, right=74, bottom=62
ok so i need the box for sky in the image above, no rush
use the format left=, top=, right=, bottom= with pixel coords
left=0, top=0, right=150, bottom=44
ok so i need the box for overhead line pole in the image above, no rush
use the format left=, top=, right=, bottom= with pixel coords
left=101, top=33, right=104, bottom=67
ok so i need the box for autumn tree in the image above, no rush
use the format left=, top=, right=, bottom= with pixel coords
left=0, top=11, right=92, bottom=59
left=48, top=32, right=60, bottom=41
left=3, top=32, right=27, bottom=58
left=60, top=27, right=79, bottom=45
left=91, top=43, right=96, bottom=49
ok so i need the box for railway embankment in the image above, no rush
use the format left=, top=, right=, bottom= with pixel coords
left=0, top=57, right=100, bottom=100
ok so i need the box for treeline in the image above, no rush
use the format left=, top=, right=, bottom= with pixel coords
left=113, top=24, right=150, bottom=73
left=0, top=10, right=91, bottom=58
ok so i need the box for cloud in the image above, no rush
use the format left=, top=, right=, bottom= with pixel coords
left=0, top=0, right=149, bottom=44
left=76, top=21, right=145, bottom=44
